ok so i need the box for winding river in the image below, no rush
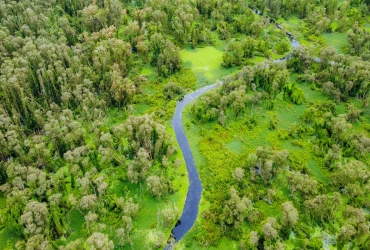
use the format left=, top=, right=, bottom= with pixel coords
left=166, top=7, right=301, bottom=249
left=170, top=84, right=222, bottom=242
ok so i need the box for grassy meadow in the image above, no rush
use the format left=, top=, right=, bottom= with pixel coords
left=323, top=32, right=347, bottom=54
left=180, top=46, right=238, bottom=87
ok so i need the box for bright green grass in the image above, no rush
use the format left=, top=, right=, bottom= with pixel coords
left=323, top=32, right=347, bottom=54
left=298, top=83, right=327, bottom=101
left=255, top=200, right=282, bottom=218
left=106, top=108, right=128, bottom=128
left=182, top=110, right=207, bottom=168
left=308, top=160, right=329, bottom=184
left=0, top=227, right=21, bottom=249
left=141, top=65, right=154, bottom=75
left=175, top=235, right=239, bottom=250
left=214, top=237, right=240, bottom=249
left=67, top=209, right=85, bottom=241
left=133, top=103, right=151, bottom=115
left=248, top=56, right=266, bottom=64
left=299, top=38, right=313, bottom=47
left=365, top=23, right=370, bottom=31
left=142, top=84, right=158, bottom=95
left=331, top=21, right=339, bottom=31
left=336, top=103, right=346, bottom=115
left=275, top=99, right=306, bottom=130
left=180, top=46, right=238, bottom=86
left=241, top=123, right=274, bottom=149
left=141, top=64, right=156, bottom=80
left=278, top=15, right=303, bottom=31
left=226, top=139, right=245, bottom=154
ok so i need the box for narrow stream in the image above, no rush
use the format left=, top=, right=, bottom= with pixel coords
left=169, top=83, right=222, bottom=243
left=165, top=7, right=301, bottom=249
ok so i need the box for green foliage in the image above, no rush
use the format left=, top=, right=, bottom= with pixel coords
left=150, top=34, right=182, bottom=77
left=222, top=51, right=235, bottom=68
left=183, top=47, right=370, bottom=249
left=283, top=83, right=305, bottom=104
left=275, top=41, right=291, bottom=55
left=164, top=82, right=185, bottom=100
left=269, top=114, right=279, bottom=130
left=306, top=236, right=322, bottom=249
left=265, top=99, right=276, bottom=110
left=288, top=150, right=309, bottom=171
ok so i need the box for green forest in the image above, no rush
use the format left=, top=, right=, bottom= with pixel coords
left=0, top=0, right=370, bottom=249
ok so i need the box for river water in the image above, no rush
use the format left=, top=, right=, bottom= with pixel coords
left=169, top=83, right=222, bottom=243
